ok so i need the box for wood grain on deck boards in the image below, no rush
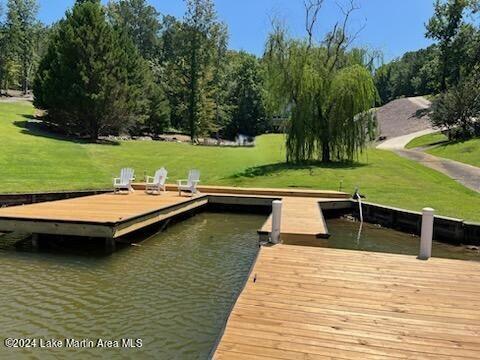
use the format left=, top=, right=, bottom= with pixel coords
left=0, top=191, right=207, bottom=223
left=259, top=197, right=329, bottom=242
left=214, top=245, right=480, bottom=359
left=132, top=183, right=350, bottom=199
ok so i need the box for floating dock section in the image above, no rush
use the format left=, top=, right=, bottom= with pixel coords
left=0, top=192, right=209, bottom=238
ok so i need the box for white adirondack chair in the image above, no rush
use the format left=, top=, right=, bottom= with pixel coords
left=145, top=168, right=168, bottom=194
left=114, top=168, right=135, bottom=194
left=177, top=169, right=200, bottom=196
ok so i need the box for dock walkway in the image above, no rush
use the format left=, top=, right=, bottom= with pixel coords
left=214, top=245, right=480, bottom=359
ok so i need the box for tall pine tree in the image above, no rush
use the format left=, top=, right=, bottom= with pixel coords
left=33, top=0, right=150, bottom=140
left=107, top=0, right=162, bottom=60
left=0, top=2, right=6, bottom=93
left=224, top=51, right=266, bottom=139
left=181, top=0, right=227, bottom=142
left=6, top=0, right=39, bottom=94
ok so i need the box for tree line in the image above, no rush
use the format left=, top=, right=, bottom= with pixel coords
left=375, top=0, right=480, bottom=141
left=0, top=0, right=48, bottom=95
left=375, top=0, right=480, bottom=104
left=1, top=0, right=269, bottom=141
left=1, top=0, right=380, bottom=163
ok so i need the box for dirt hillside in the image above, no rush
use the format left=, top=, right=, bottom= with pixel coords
left=376, top=96, right=432, bottom=139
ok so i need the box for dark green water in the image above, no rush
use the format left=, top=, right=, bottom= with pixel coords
left=327, top=218, right=480, bottom=261
left=0, top=212, right=264, bottom=360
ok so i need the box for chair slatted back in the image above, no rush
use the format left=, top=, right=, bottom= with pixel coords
left=155, top=168, right=168, bottom=185
left=120, top=168, right=134, bottom=185
left=187, top=169, right=200, bottom=187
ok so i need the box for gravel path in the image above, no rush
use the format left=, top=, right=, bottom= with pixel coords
left=0, top=96, right=33, bottom=103
left=377, top=129, right=437, bottom=150
left=395, top=149, right=480, bottom=192
left=376, top=96, right=432, bottom=139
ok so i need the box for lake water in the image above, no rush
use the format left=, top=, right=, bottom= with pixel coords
left=326, top=218, right=480, bottom=262
left=1, top=211, right=479, bottom=359
left=0, top=212, right=264, bottom=359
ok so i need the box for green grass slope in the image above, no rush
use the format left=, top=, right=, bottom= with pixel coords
left=1, top=101, right=479, bottom=221
left=428, top=138, right=480, bottom=168
left=406, top=132, right=480, bottom=168
left=405, top=132, right=448, bottom=149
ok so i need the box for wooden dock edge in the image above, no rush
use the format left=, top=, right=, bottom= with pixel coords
left=207, top=238, right=263, bottom=360
left=113, top=197, right=208, bottom=238
left=132, top=183, right=351, bottom=199
left=0, top=218, right=115, bottom=238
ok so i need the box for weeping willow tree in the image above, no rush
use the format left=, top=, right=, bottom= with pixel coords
left=264, top=0, right=378, bottom=163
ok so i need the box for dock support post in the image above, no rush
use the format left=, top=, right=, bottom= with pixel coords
left=419, top=207, right=434, bottom=260
left=105, top=238, right=116, bottom=253
left=271, top=200, right=282, bottom=244
left=31, top=234, right=40, bottom=251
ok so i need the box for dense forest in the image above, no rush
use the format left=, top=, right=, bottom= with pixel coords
left=0, top=0, right=269, bottom=141
left=1, top=0, right=479, bottom=160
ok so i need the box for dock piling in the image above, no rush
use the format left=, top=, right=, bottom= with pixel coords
left=31, top=234, right=40, bottom=251
left=419, top=207, right=434, bottom=260
left=270, top=200, right=282, bottom=244
left=105, top=238, right=116, bottom=253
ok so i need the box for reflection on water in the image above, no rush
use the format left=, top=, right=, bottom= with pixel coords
left=327, top=218, right=480, bottom=261
left=0, top=212, right=264, bottom=359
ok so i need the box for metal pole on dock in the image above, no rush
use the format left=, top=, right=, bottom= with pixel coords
left=271, top=200, right=282, bottom=244
left=419, top=207, right=434, bottom=260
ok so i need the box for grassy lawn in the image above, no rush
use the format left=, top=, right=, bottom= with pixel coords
left=1, top=101, right=479, bottom=221
left=428, top=138, right=480, bottom=168
left=406, top=131, right=480, bottom=168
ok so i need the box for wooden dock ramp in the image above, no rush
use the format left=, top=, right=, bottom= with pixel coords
left=258, top=197, right=330, bottom=244
left=214, top=245, right=480, bottom=359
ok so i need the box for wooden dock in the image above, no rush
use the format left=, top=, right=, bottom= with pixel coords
left=0, top=191, right=209, bottom=238
left=214, top=245, right=480, bottom=359
left=0, top=186, right=349, bottom=240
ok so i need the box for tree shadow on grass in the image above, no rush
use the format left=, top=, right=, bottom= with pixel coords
left=229, top=160, right=369, bottom=180
left=13, top=114, right=120, bottom=146
left=431, top=137, right=479, bottom=151
left=420, top=139, right=450, bottom=150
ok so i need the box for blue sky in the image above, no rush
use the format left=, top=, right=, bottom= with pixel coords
left=36, top=0, right=434, bottom=62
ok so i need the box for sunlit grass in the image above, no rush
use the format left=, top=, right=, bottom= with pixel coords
left=1, top=101, right=479, bottom=221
